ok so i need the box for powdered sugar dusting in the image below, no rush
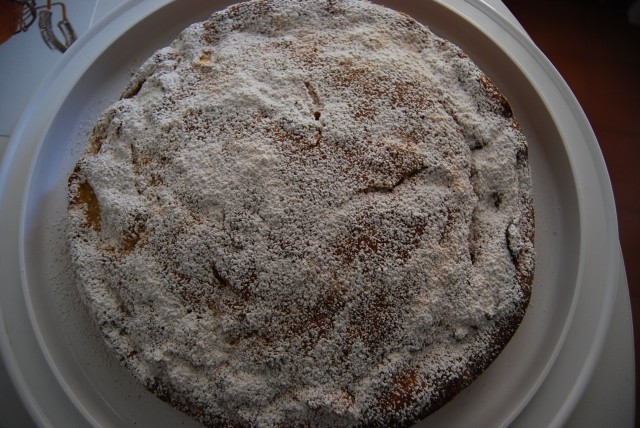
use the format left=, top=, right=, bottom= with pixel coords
left=67, top=1, right=534, bottom=426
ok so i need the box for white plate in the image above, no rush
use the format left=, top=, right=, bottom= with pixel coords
left=0, top=1, right=619, bottom=427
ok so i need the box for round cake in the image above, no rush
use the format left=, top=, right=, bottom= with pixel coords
left=67, top=1, right=535, bottom=426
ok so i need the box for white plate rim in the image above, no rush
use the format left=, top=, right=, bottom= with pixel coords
left=0, top=1, right=620, bottom=427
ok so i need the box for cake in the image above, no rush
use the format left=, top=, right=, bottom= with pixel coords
left=67, top=1, right=535, bottom=426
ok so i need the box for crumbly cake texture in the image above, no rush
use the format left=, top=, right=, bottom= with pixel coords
left=67, top=1, right=535, bottom=427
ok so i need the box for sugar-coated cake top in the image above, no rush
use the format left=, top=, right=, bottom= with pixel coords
left=68, top=1, right=534, bottom=426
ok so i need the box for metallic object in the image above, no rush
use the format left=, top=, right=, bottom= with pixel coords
left=13, top=0, right=37, bottom=34
left=37, top=1, right=76, bottom=52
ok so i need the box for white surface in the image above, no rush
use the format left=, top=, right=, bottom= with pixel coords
left=0, top=135, right=8, bottom=159
left=0, top=1, right=633, bottom=427
left=564, top=252, right=635, bottom=428
left=0, top=0, right=101, bottom=137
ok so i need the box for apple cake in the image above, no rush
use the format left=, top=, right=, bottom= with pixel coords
left=67, top=1, right=535, bottom=426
